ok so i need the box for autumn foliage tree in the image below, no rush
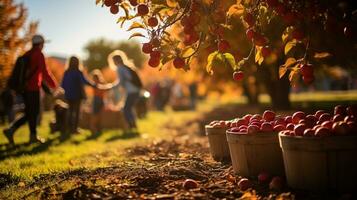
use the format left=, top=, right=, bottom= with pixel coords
left=98, top=0, right=357, bottom=109
left=83, top=38, right=145, bottom=71
left=0, top=0, right=37, bottom=89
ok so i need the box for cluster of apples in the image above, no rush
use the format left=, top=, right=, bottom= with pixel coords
left=227, top=110, right=286, bottom=134
left=208, top=120, right=230, bottom=128
left=279, top=105, right=357, bottom=137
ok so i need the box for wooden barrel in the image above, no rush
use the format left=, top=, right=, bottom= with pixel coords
left=205, top=125, right=230, bottom=162
left=226, top=131, right=284, bottom=177
left=279, top=134, right=357, bottom=191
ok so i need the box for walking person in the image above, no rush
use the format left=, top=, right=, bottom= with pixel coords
left=89, top=70, right=106, bottom=137
left=61, top=56, right=97, bottom=135
left=3, top=34, right=59, bottom=145
left=108, top=50, right=142, bottom=130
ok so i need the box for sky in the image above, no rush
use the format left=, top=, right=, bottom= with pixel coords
left=17, top=0, right=146, bottom=58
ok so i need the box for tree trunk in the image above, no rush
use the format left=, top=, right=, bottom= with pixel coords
left=242, top=75, right=259, bottom=105
left=258, top=65, right=291, bottom=110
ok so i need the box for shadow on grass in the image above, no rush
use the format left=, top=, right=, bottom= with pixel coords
left=105, top=131, right=140, bottom=142
left=0, top=137, right=58, bottom=161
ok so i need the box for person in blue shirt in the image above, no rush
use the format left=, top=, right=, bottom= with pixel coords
left=108, top=50, right=141, bottom=130
left=61, top=56, right=97, bottom=134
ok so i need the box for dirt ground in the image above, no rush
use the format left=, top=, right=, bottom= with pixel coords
left=1, top=105, right=356, bottom=199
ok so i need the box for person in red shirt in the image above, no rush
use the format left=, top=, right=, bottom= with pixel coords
left=3, top=35, right=59, bottom=145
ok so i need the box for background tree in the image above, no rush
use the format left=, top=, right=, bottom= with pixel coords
left=0, top=0, right=37, bottom=89
left=83, top=38, right=146, bottom=71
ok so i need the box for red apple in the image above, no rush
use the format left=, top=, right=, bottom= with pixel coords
left=346, top=105, right=357, bottom=117
left=315, top=127, right=331, bottom=137
left=319, top=113, right=332, bottom=124
left=286, top=123, right=295, bottom=130
left=332, top=121, right=349, bottom=135
left=261, top=122, right=274, bottom=132
left=258, top=172, right=270, bottom=183
left=269, top=176, right=284, bottom=190
left=303, top=128, right=315, bottom=137
left=225, top=121, right=232, bottom=127
left=263, top=110, right=276, bottom=122
left=347, top=121, right=357, bottom=133
left=239, top=125, right=248, bottom=130
left=305, top=115, right=318, bottom=128
left=243, top=114, right=253, bottom=122
left=294, top=124, right=307, bottom=136
left=183, top=179, right=199, bottom=189
left=333, top=114, right=344, bottom=123
left=237, top=118, right=249, bottom=127
left=334, top=105, right=346, bottom=116
left=315, top=110, right=326, bottom=119
left=251, top=114, right=262, bottom=121
left=248, top=125, right=260, bottom=134
left=292, top=111, right=306, bottom=124
left=250, top=122, right=262, bottom=128
left=344, top=116, right=355, bottom=123
left=238, top=178, right=252, bottom=191
left=274, top=118, right=286, bottom=125
left=274, top=124, right=285, bottom=132
left=285, top=116, right=292, bottom=123
left=229, top=127, right=240, bottom=133
left=299, top=119, right=307, bottom=125
left=312, top=125, right=322, bottom=131
left=321, top=120, right=333, bottom=129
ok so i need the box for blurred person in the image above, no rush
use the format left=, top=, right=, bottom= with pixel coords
left=108, top=50, right=142, bottom=130
left=61, top=56, right=97, bottom=135
left=89, top=70, right=117, bottom=136
left=172, top=81, right=184, bottom=105
left=0, top=89, right=15, bottom=124
left=150, top=82, right=162, bottom=110
left=3, top=34, right=60, bottom=145
left=189, top=82, right=198, bottom=110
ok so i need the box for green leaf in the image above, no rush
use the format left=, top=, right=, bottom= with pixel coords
left=284, top=40, right=297, bottom=55
left=206, top=51, right=219, bottom=75
left=223, top=53, right=236, bottom=69
left=128, top=32, right=145, bottom=40
left=127, top=22, right=145, bottom=31
left=255, top=47, right=264, bottom=65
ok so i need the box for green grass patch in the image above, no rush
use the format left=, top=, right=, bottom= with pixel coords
left=0, top=101, right=215, bottom=180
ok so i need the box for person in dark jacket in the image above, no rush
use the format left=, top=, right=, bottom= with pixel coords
left=3, top=34, right=59, bottom=145
left=61, top=56, right=96, bottom=134
left=61, top=56, right=118, bottom=135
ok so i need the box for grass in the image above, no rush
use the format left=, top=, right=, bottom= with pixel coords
left=0, top=101, right=215, bottom=180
